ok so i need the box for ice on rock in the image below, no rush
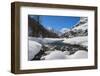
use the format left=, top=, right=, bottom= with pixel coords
left=28, top=40, right=42, bottom=60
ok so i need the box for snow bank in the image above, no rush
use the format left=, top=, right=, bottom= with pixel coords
left=44, top=50, right=87, bottom=60
left=28, top=40, right=42, bottom=60
left=66, top=50, right=88, bottom=59
left=63, top=36, right=88, bottom=47
left=45, top=50, right=66, bottom=60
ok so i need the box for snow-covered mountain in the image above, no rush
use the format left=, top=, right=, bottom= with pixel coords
left=60, top=28, right=70, bottom=33
left=61, top=17, right=88, bottom=38
left=46, top=27, right=62, bottom=36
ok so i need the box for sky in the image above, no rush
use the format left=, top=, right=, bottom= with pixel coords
left=29, top=15, right=80, bottom=31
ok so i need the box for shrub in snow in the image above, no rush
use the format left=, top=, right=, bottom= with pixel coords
left=45, top=50, right=66, bottom=60
left=66, top=50, right=88, bottom=59
left=28, top=40, right=42, bottom=60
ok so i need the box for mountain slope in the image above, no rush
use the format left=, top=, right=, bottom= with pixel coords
left=28, top=16, right=59, bottom=38
left=61, top=17, right=88, bottom=38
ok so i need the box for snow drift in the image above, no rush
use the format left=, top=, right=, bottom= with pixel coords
left=45, top=50, right=66, bottom=60
left=44, top=50, right=88, bottom=60
left=63, top=36, right=88, bottom=47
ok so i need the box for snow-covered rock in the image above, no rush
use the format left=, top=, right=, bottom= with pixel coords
left=72, top=17, right=88, bottom=31
left=43, top=50, right=87, bottom=60
left=28, top=40, right=42, bottom=60
left=45, top=50, right=66, bottom=60
left=63, top=36, right=88, bottom=47
left=63, top=51, right=70, bottom=55
left=72, top=23, right=87, bottom=31
left=66, top=50, right=88, bottom=59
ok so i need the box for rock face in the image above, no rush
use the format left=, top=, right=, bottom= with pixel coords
left=61, top=17, right=88, bottom=38
left=28, top=16, right=59, bottom=38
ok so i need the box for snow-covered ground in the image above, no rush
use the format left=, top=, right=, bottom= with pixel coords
left=28, top=36, right=88, bottom=60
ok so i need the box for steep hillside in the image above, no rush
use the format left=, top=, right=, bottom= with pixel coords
left=28, top=16, right=59, bottom=38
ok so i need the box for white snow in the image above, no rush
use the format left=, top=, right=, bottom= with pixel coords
left=28, top=40, right=42, bottom=60
left=28, top=36, right=88, bottom=60
left=40, top=56, right=46, bottom=60
left=63, top=51, right=70, bottom=55
left=44, top=50, right=87, bottom=60
left=45, top=51, right=52, bottom=55
left=81, top=42, right=88, bottom=48
left=45, top=50, right=66, bottom=60
left=29, top=37, right=88, bottom=47
left=72, top=17, right=88, bottom=31
left=66, top=50, right=88, bottom=59
left=60, top=28, right=70, bottom=33
left=29, top=37, right=64, bottom=44
left=72, top=23, right=87, bottom=31
left=63, top=36, right=88, bottom=47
